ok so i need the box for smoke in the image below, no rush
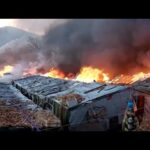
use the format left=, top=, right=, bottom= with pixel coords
left=1, top=19, right=150, bottom=78
left=42, top=19, right=150, bottom=78
left=0, top=30, right=59, bottom=75
left=13, top=19, right=68, bottom=35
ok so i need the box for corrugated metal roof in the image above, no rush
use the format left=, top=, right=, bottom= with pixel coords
left=81, top=85, right=128, bottom=103
left=132, top=77, right=150, bottom=95
left=13, top=75, right=129, bottom=108
left=0, top=82, right=29, bottom=101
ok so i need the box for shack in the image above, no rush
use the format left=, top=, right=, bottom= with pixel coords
left=13, top=75, right=131, bottom=131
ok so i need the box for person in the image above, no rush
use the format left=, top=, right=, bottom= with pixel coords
left=122, top=100, right=139, bottom=131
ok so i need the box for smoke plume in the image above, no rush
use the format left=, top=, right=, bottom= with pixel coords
left=42, top=19, right=150, bottom=78
left=1, top=19, right=150, bottom=78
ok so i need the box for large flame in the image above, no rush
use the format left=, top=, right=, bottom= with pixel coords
left=111, top=72, right=150, bottom=84
left=0, top=65, right=13, bottom=77
left=76, top=66, right=109, bottom=83
left=43, top=66, right=150, bottom=84
left=44, top=68, right=65, bottom=79
left=1, top=64, right=150, bottom=84
left=7, top=64, right=148, bottom=84
left=44, top=66, right=110, bottom=83
left=131, top=72, right=150, bottom=83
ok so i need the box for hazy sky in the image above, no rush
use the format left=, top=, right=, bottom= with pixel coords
left=0, top=19, right=68, bottom=35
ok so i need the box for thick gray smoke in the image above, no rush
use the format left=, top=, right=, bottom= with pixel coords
left=1, top=19, right=150, bottom=78
left=42, top=19, right=150, bottom=78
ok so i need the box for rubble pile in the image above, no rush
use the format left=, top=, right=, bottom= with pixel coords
left=0, top=99, right=60, bottom=129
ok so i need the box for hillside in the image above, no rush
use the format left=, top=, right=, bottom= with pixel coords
left=0, top=26, right=39, bottom=47
left=0, top=26, right=43, bottom=71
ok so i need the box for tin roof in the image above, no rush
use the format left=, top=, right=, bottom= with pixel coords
left=13, top=75, right=129, bottom=108
left=132, top=77, right=150, bottom=95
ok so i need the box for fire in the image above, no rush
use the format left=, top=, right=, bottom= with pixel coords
left=22, top=65, right=150, bottom=84
left=0, top=65, right=13, bottom=77
left=44, top=66, right=110, bottom=83
left=103, top=73, right=110, bottom=82
left=21, top=65, right=150, bottom=84
left=111, top=75, right=133, bottom=84
left=76, top=66, right=110, bottom=83
left=44, top=68, right=65, bottom=79
left=131, top=72, right=150, bottom=83
left=111, top=72, right=150, bottom=84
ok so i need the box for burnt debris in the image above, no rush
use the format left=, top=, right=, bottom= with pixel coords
left=0, top=82, right=61, bottom=132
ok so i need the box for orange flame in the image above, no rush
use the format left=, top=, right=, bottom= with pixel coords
left=20, top=65, right=150, bottom=84
left=0, top=65, right=13, bottom=77
left=111, top=72, right=150, bottom=84
left=44, top=68, right=65, bottom=79
left=44, top=67, right=150, bottom=84
left=111, top=74, right=133, bottom=84
left=76, top=66, right=110, bottom=83
left=44, top=66, right=110, bottom=83
left=103, top=73, right=110, bottom=82
left=131, top=72, right=150, bottom=83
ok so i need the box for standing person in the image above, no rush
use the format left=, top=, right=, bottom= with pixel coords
left=122, top=100, right=139, bottom=131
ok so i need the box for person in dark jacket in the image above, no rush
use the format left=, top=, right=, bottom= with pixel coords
left=122, top=100, right=139, bottom=131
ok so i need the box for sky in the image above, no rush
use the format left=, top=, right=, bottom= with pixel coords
left=0, top=19, right=68, bottom=35
left=0, top=19, right=15, bottom=27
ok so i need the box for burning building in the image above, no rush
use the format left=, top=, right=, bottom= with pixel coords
left=12, top=75, right=132, bottom=131
left=1, top=19, right=150, bottom=131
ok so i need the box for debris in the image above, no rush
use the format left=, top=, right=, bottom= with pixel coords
left=0, top=83, right=61, bottom=130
